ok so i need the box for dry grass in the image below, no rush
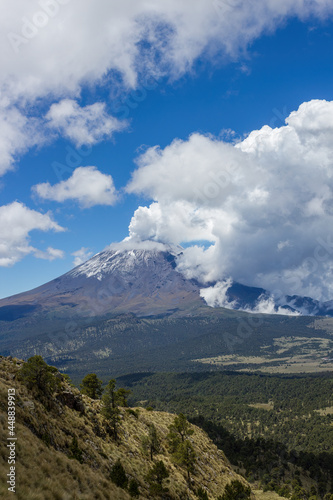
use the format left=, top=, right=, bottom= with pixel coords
left=193, top=336, right=333, bottom=374
left=248, top=402, right=274, bottom=411
left=314, top=406, right=333, bottom=416
left=0, top=356, right=249, bottom=499
left=253, top=489, right=289, bottom=500
left=241, top=359, right=333, bottom=374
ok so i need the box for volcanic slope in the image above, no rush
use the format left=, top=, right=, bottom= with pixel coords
left=0, top=245, right=333, bottom=379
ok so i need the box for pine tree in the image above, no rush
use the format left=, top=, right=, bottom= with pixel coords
left=18, top=355, right=59, bottom=397
left=173, top=439, right=196, bottom=485
left=80, top=373, right=103, bottom=399
left=142, top=423, right=161, bottom=460
left=101, top=379, right=130, bottom=440
left=167, top=413, right=194, bottom=452
left=146, top=461, right=169, bottom=496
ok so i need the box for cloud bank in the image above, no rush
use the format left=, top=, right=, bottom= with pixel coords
left=126, top=99, right=333, bottom=302
left=1, top=0, right=333, bottom=174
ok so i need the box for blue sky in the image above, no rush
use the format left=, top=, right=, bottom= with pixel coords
left=1, top=1, right=333, bottom=302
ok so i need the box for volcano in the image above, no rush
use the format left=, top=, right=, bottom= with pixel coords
left=1, top=243, right=333, bottom=379
left=0, top=245, right=203, bottom=319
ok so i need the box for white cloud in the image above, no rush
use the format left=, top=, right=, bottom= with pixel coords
left=126, top=99, right=333, bottom=302
left=109, top=238, right=173, bottom=253
left=243, top=296, right=300, bottom=316
left=34, top=246, right=65, bottom=261
left=0, top=201, right=65, bottom=267
left=33, top=166, right=118, bottom=208
left=198, top=281, right=300, bottom=315
left=200, top=279, right=236, bottom=308
left=2, top=1, right=332, bottom=101
left=0, top=1, right=332, bottom=173
left=0, top=105, right=44, bottom=176
left=72, top=247, right=93, bottom=266
left=46, top=99, right=125, bottom=147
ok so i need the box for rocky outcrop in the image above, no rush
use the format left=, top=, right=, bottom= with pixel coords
left=56, top=389, right=85, bottom=413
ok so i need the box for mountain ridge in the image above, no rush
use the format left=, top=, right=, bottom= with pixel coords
left=1, top=243, right=332, bottom=318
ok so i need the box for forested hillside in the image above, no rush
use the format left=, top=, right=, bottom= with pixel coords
left=121, top=371, right=333, bottom=499
left=0, top=356, right=250, bottom=500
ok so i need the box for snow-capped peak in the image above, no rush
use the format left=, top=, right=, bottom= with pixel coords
left=68, top=241, right=183, bottom=281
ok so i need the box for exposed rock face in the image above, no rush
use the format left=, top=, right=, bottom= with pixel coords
left=56, top=389, right=85, bottom=413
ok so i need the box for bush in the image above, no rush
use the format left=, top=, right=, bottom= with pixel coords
left=69, top=436, right=83, bottom=463
left=110, top=459, right=128, bottom=489
left=197, top=486, right=209, bottom=499
left=128, top=478, right=140, bottom=497
left=218, top=480, right=251, bottom=500
left=126, top=408, right=140, bottom=419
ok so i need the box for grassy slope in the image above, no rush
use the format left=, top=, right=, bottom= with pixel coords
left=0, top=356, right=250, bottom=500
left=1, top=306, right=327, bottom=382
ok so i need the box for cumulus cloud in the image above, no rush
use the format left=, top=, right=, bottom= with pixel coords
left=243, top=296, right=300, bottom=316
left=34, top=247, right=65, bottom=261
left=200, top=279, right=236, bottom=308
left=2, top=1, right=332, bottom=101
left=0, top=105, right=44, bottom=176
left=0, top=0, right=332, bottom=173
left=72, top=247, right=93, bottom=267
left=199, top=282, right=300, bottom=315
left=126, top=99, right=333, bottom=302
left=0, top=201, right=64, bottom=266
left=46, top=99, right=125, bottom=147
left=33, top=166, right=118, bottom=208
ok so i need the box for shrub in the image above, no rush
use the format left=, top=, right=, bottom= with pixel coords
left=69, top=436, right=83, bottom=463
left=126, top=408, right=140, bottom=419
left=110, top=459, right=128, bottom=489
left=218, top=480, right=251, bottom=500
left=128, top=478, right=140, bottom=497
left=197, top=486, right=209, bottom=499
